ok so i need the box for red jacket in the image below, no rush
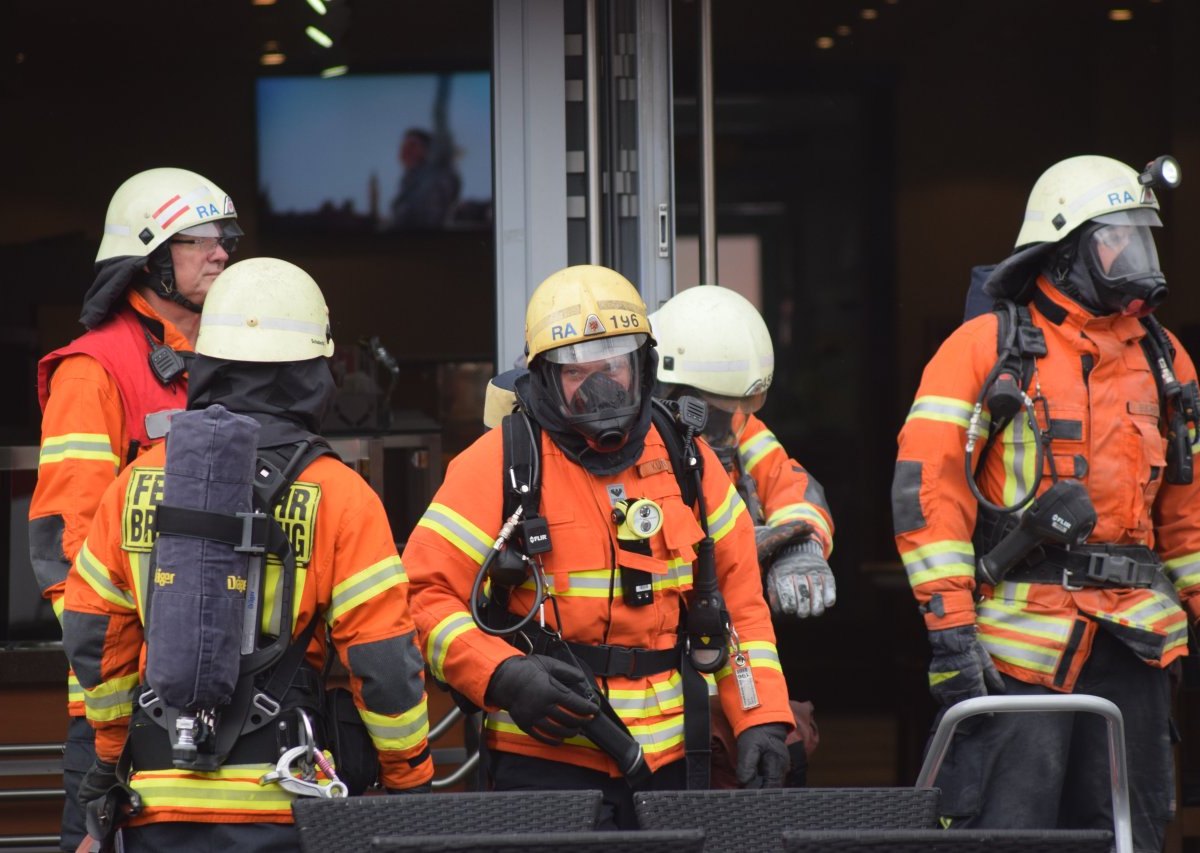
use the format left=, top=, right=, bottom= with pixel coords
left=404, top=422, right=793, bottom=776
left=31, top=290, right=187, bottom=715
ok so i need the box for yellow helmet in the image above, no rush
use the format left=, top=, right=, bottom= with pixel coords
left=524, top=265, right=654, bottom=451
left=524, top=265, right=653, bottom=365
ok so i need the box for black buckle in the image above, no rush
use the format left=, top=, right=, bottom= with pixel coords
left=1085, top=550, right=1133, bottom=586
left=604, top=645, right=638, bottom=678
left=235, top=511, right=269, bottom=555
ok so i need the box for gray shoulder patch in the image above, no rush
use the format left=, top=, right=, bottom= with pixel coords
left=347, top=632, right=425, bottom=715
left=891, top=460, right=927, bottom=535
left=62, top=610, right=110, bottom=689
left=801, top=471, right=831, bottom=512
left=29, top=515, right=69, bottom=594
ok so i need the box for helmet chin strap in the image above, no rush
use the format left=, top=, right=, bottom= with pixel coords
left=147, top=246, right=203, bottom=314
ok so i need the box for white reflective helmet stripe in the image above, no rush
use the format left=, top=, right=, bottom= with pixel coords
left=201, top=312, right=328, bottom=338
left=676, top=354, right=774, bottom=374
left=103, top=223, right=131, bottom=237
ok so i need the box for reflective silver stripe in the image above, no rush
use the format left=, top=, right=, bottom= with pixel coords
left=329, top=558, right=405, bottom=619
left=1165, top=554, right=1200, bottom=589
left=201, top=312, right=327, bottom=339
left=420, top=505, right=493, bottom=564
left=978, top=633, right=1059, bottom=672
left=427, top=612, right=475, bottom=681
left=905, top=397, right=988, bottom=432
left=977, top=600, right=1072, bottom=643
left=902, top=543, right=975, bottom=587
left=706, top=487, right=745, bottom=540
left=364, top=713, right=428, bottom=744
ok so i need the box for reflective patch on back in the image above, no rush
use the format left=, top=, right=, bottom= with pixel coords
left=272, top=481, right=321, bottom=567
left=122, top=468, right=165, bottom=552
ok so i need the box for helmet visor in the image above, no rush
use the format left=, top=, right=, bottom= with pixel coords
left=542, top=333, right=648, bottom=365
left=1086, top=223, right=1161, bottom=285
left=699, top=388, right=768, bottom=415
left=552, top=350, right=642, bottom=421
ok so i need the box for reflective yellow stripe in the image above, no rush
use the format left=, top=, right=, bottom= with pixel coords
left=626, top=715, right=685, bottom=754
left=67, top=673, right=84, bottom=704
left=901, top=540, right=975, bottom=588
left=978, top=632, right=1058, bottom=674
left=82, top=672, right=139, bottom=723
left=426, top=611, right=475, bottom=682
left=1165, top=551, right=1200, bottom=590
left=905, top=396, right=987, bottom=432
left=707, top=484, right=746, bottom=542
left=765, top=503, right=833, bottom=545
left=714, top=640, right=782, bottom=679
left=39, top=433, right=119, bottom=468
left=1000, top=418, right=1037, bottom=508
left=328, top=556, right=406, bottom=624
left=417, top=503, right=492, bottom=565
left=739, top=430, right=781, bottom=474
left=360, top=701, right=430, bottom=751
left=132, top=763, right=335, bottom=812
left=74, top=541, right=136, bottom=611
left=607, top=673, right=684, bottom=718
left=929, top=671, right=958, bottom=686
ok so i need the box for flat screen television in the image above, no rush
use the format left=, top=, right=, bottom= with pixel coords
left=255, top=71, right=492, bottom=235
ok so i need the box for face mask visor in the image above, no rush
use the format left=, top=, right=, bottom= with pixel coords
left=542, top=334, right=647, bottom=450
left=1084, top=210, right=1167, bottom=315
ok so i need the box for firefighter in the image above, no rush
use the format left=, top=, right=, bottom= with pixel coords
left=650, top=285, right=830, bottom=786
left=893, top=154, right=1199, bottom=851
left=63, top=258, right=432, bottom=851
left=650, top=285, right=836, bottom=620
left=404, top=264, right=793, bottom=829
left=29, top=167, right=242, bottom=851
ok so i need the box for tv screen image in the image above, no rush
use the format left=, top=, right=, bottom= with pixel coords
left=256, top=71, right=492, bottom=234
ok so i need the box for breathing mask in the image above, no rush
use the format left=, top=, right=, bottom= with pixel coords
left=541, top=334, right=648, bottom=451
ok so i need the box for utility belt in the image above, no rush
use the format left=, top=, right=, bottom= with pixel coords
left=1002, top=543, right=1161, bottom=590
left=529, top=633, right=681, bottom=680
left=128, top=664, right=324, bottom=771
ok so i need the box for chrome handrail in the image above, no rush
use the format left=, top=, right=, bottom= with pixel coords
left=917, top=693, right=1132, bottom=853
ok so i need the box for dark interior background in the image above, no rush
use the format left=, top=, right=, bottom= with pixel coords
left=5, top=0, right=1200, bottom=793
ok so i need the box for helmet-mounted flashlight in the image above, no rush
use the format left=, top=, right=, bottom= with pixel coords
left=1139, top=155, right=1181, bottom=190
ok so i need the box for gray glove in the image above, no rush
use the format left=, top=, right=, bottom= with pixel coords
left=927, top=625, right=1004, bottom=708
left=735, top=723, right=790, bottom=788
left=766, top=539, right=836, bottom=618
left=485, top=654, right=599, bottom=745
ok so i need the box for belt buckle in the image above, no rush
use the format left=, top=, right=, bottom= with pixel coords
left=1062, top=567, right=1084, bottom=592
left=607, top=646, right=636, bottom=678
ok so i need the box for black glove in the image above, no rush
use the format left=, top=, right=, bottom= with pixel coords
left=485, top=654, right=600, bottom=745
left=927, top=624, right=1005, bottom=708
left=77, top=759, right=118, bottom=811
left=735, top=723, right=790, bottom=788
left=766, top=539, right=836, bottom=618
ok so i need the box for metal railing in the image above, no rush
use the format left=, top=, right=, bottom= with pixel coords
left=916, top=693, right=1132, bottom=853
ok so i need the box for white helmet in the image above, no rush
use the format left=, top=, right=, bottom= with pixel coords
left=1014, top=155, right=1162, bottom=249
left=197, top=258, right=335, bottom=362
left=650, top=286, right=774, bottom=411
left=96, top=167, right=241, bottom=263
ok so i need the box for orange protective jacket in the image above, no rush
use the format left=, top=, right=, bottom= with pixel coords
left=30, top=290, right=188, bottom=715
left=894, top=278, right=1200, bottom=692
left=404, top=422, right=793, bottom=776
left=731, top=413, right=834, bottom=557
left=63, top=448, right=433, bottom=824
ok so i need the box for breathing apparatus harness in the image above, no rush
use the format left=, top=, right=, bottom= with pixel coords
left=468, top=396, right=729, bottom=789
left=132, top=417, right=343, bottom=790
left=966, top=293, right=1200, bottom=589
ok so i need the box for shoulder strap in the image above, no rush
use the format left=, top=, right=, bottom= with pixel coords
left=501, top=411, right=542, bottom=520
left=650, top=398, right=699, bottom=508
left=982, top=299, right=1045, bottom=445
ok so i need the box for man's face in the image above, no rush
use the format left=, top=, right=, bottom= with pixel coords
left=168, top=236, right=231, bottom=305
left=400, top=133, right=429, bottom=170
left=559, top=355, right=633, bottom=410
